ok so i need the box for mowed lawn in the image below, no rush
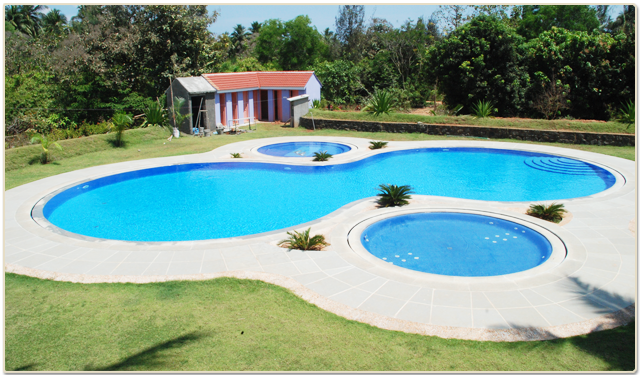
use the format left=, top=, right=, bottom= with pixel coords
left=4, top=123, right=636, bottom=371
left=4, top=274, right=636, bottom=371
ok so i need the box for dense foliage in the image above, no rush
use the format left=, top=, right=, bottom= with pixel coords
left=4, top=5, right=635, bottom=141
left=427, top=15, right=529, bottom=116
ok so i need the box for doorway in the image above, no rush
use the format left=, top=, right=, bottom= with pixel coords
left=191, top=96, right=205, bottom=129
left=260, top=90, right=269, bottom=121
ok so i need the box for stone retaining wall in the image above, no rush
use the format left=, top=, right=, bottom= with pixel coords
left=300, top=117, right=635, bottom=146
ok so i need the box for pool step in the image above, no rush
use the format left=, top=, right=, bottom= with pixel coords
left=524, top=157, right=601, bottom=176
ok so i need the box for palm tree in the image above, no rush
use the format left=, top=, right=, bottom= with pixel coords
left=526, top=203, right=567, bottom=223
left=609, top=5, right=635, bottom=34
left=40, top=9, right=68, bottom=36
left=111, top=112, right=133, bottom=147
left=249, top=21, right=261, bottom=34
left=5, top=5, right=41, bottom=37
left=230, top=24, right=250, bottom=55
left=30, top=133, right=63, bottom=164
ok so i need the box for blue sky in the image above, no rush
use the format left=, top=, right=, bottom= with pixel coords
left=42, top=4, right=623, bottom=36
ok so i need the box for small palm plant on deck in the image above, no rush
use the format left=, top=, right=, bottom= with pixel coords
left=526, top=203, right=566, bottom=223
left=313, top=151, right=332, bottom=161
left=278, top=228, right=329, bottom=250
left=376, top=184, right=414, bottom=207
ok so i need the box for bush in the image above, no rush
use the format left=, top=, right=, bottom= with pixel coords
left=618, top=100, right=635, bottom=129
left=312, top=151, right=332, bottom=162
left=30, top=133, right=62, bottom=164
left=369, top=141, right=388, bottom=150
left=470, top=100, right=497, bottom=118
left=277, top=228, right=329, bottom=250
left=526, top=203, right=566, bottom=223
left=362, top=90, right=396, bottom=116
left=376, top=184, right=413, bottom=207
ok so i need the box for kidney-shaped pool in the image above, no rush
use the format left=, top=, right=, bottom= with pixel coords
left=40, top=147, right=616, bottom=241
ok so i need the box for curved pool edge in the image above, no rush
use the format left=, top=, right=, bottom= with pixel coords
left=5, top=136, right=636, bottom=340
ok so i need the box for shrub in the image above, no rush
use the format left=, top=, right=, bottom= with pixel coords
left=230, top=153, right=242, bottom=158
left=369, top=141, right=388, bottom=150
left=277, top=228, right=329, bottom=250
left=313, top=151, right=332, bottom=162
left=470, top=100, right=497, bottom=118
left=363, top=90, right=396, bottom=116
left=526, top=203, right=566, bottom=223
left=376, top=184, right=414, bottom=207
left=142, top=99, right=166, bottom=127
left=30, top=133, right=62, bottom=164
left=618, top=100, right=635, bottom=129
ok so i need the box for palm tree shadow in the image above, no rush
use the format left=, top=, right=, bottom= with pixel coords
left=84, top=331, right=210, bottom=371
left=487, top=276, right=635, bottom=371
left=27, top=155, right=42, bottom=165
left=106, top=138, right=126, bottom=148
left=11, top=363, right=38, bottom=371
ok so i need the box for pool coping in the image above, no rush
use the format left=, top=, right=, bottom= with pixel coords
left=4, top=136, right=637, bottom=342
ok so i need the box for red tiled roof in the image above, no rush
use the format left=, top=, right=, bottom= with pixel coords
left=202, top=71, right=314, bottom=91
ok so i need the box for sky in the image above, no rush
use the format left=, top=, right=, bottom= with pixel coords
left=40, top=3, right=623, bottom=36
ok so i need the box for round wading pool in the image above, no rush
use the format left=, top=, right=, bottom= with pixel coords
left=360, top=212, right=554, bottom=277
left=256, top=141, right=351, bottom=157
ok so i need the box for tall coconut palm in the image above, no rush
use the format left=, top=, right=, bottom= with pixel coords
left=249, top=21, right=261, bottom=34
left=5, top=5, right=40, bottom=37
left=230, top=24, right=250, bottom=56
left=40, top=9, right=68, bottom=36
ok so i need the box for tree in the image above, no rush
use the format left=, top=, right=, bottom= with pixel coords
left=255, top=16, right=326, bottom=70
left=433, top=5, right=470, bottom=35
left=249, top=21, right=261, bottom=34
left=230, top=24, right=250, bottom=56
left=427, top=15, right=529, bottom=116
left=40, top=9, right=68, bottom=36
left=609, top=5, right=635, bottom=35
left=595, top=5, right=612, bottom=32
left=254, top=19, right=285, bottom=68
left=312, top=60, right=364, bottom=104
left=516, top=5, right=600, bottom=39
left=524, top=28, right=634, bottom=120
left=5, top=5, right=44, bottom=37
left=280, top=15, right=326, bottom=70
left=335, top=5, right=366, bottom=61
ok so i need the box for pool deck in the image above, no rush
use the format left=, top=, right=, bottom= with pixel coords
left=4, top=137, right=637, bottom=341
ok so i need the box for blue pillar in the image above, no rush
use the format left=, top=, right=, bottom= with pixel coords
left=268, top=90, right=275, bottom=122
left=214, top=94, right=221, bottom=126
left=282, top=90, right=291, bottom=123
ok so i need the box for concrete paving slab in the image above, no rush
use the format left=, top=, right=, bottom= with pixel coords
left=497, top=307, right=550, bottom=328
left=395, top=302, right=431, bottom=323
left=358, top=294, right=407, bottom=317
left=330, top=288, right=373, bottom=309
left=433, top=290, right=472, bottom=308
left=430, top=306, right=473, bottom=327
left=306, top=277, right=351, bottom=296
left=473, top=308, right=510, bottom=329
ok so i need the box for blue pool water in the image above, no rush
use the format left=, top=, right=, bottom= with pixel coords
left=43, top=147, right=615, bottom=241
left=361, top=212, right=553, bottom=276
left=257, top=141, right=351, bottom=157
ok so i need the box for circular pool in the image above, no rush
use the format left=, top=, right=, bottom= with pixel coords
left=257, top=141, right=351, bottom=157
left=360, top=212, right=554, bottom=276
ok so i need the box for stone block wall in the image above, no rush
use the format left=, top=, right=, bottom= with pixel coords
left=299, top=117, right=635, bottom=147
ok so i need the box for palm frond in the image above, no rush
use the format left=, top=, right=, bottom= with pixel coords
left=376, top=184, right=414, bottom=207
left=526, top=203, right=567, bottom=223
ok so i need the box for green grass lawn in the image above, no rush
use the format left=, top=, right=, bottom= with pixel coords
left=308, top=109, right=636, bottom=134
left=4, top=273, right=636, bottom=371
left=4, top=123, right=636, bottom=371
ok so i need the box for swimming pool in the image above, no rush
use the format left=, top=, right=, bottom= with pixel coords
left=41, top=147, right=616, bottom=242
left=257, top=141, right=352, bottom=157
left=360, top=212, right=553, bottom=276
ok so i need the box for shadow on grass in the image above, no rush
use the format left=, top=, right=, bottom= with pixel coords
left=490, top=276, right=635, bottom=371
left=11, top=363, right=38, bottom=371
left=84, top=331, right=210, bottom=371
left=106, top=138, right=126, bottom=148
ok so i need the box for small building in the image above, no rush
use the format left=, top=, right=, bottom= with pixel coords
left=166, top=71, right=322, bottom=134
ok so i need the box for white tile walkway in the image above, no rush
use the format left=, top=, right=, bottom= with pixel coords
left=4, top=137, right=636, bottom=341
